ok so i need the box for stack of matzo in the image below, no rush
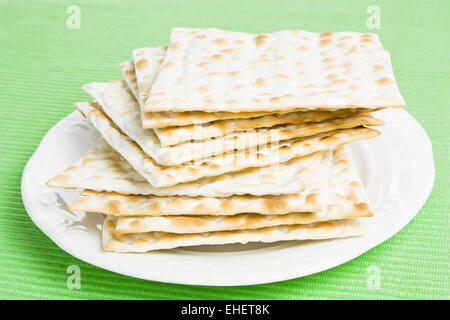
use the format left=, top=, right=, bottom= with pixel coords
left=47, top=28, right=404, bottom=252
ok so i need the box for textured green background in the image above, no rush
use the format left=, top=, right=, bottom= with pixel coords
left=0, top=0, right=449, bottom=299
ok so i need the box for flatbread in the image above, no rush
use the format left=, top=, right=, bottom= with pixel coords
left=70, top=189, right=325, bottom=216
left=82, top=80, right=382, bottom=165
left=69, top=146, right=365, bottom=216
left=118, top=61, right=139, bottom=101
left=131, top=48, right=274, bottom=128
left=121, top=59, right=376, bottom=147
left=145, top=28, right=405, bottom=113
left=50, top=141, right=331, bottom=198
left=155, top=109, right=379, bottom=147
left=48, top=115, right=379, bottom=190
left=132, top=47, right=166, bottom=110
left=141, top=108, right=272, bottom=129
left=127, top=49, right=377, bottom=128
left=109, top=147, right=373, bottom=234
left=127, top=48, right=254, bottom=129
left=103, top=217, right=363, bottom=252
left=125, top=52, right=375, bottom=129
left=67, top=146, right=368, bottom=218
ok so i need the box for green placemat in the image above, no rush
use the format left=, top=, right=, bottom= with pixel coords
left=0, top=0, right=448, bottom=299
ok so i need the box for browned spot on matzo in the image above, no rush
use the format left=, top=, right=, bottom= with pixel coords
left=377, top=77, right=393, bottom=86
left=255, top=34, right=268, bottom=46
left=253, top=77, right=267, bottom=86
left=136, top=59, right=148, bottom=70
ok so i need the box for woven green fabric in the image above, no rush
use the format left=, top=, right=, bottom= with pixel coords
left=0, top=0, right=448, bottom=299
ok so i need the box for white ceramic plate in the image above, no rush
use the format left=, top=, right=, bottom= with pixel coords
left=21, top=108, right=435, bottom=286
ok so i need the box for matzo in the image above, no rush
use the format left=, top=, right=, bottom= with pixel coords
left=129, top=48, right=377, bottom=129
left=70, top=189, right=325, bottom=216
left=155, top=109, right=379, bottom=147
left=50, top=140, right=331, bottom=198
left=121, top=58, right=376, bottom=147
left=48, top=110, right=379, bottom=190
left=118, top=61, right=139, bottom=101
left=104, top=147, right=373, bottom=234
left=132, top=47, right=274, bottom=128
left=68, top=147, right=342, bottom=215
left=103, top=217, right=363, bottom=252
left=83, top=80, right=382, bottom=165
left=145, top=28, right=405, bottom=113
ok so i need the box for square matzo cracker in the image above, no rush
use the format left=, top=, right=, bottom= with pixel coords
left=145, top=28, right=405, bottom=112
